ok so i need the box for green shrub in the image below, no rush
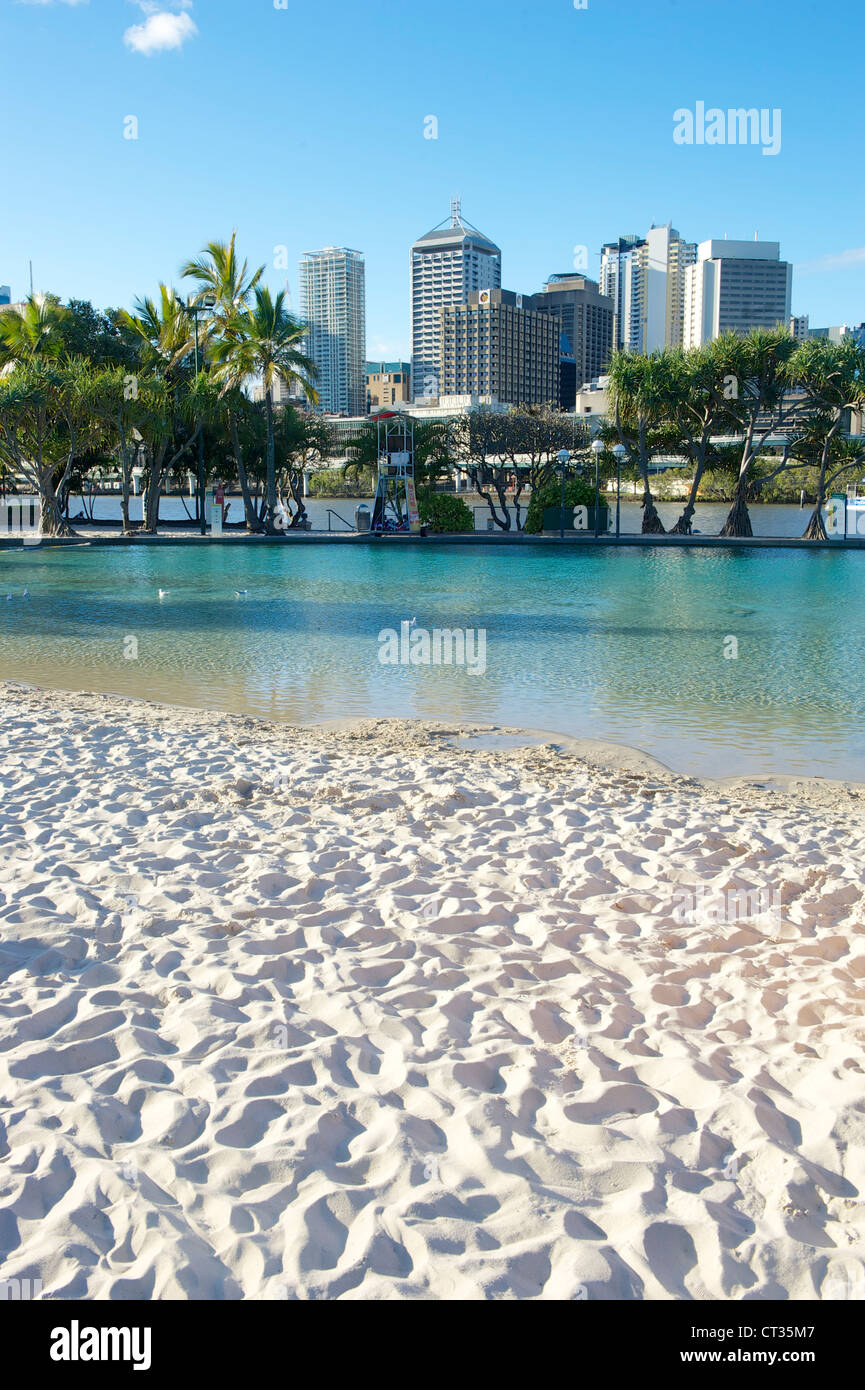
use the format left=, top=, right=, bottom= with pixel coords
left=307, top=467, right=375, bottom=498
left=524, top=478, right=599, bottom=533
left=416, top=487, right=474, bottom=533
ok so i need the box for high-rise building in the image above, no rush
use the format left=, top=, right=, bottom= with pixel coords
left=440, top=289, right=559, bottom=407
left=530, top=275, right=614, bottom=404
left=790, top=313, right=810, bottom=341
left=366, top=361, right=412, bottom=410
left=600, top=235, right=644, bottom=352
left=0, top=286, right=10, bottom=306
left=298, top=247, right=366, bottom=416
left=411, top=200, right=501, bottom=401
left=684, top=240, right=793, bottom=347
left=600, top=226, right=695, bottom=353
left=638, top=224, right=696, bottom=352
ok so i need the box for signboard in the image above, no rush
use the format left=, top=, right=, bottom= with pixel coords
left=405, top=478, right=421, bottom=533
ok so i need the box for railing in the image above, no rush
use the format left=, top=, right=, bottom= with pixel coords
left=326, top=508, right=356, bottom=533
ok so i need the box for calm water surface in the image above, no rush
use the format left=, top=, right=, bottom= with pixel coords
left=0, top=543, right=860, bottom=779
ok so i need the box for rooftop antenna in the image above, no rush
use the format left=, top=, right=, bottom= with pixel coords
left=29, top=261, right=33, bottom=297
left=450, top=194, right=462, bottom=227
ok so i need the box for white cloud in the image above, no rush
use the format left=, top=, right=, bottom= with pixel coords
left=124, top=7, right=197, bottom=56
left=796, top=247, right=865, bottom=275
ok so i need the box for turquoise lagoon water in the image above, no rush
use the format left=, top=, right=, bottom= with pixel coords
left=0, top=542, right=861, bottom=779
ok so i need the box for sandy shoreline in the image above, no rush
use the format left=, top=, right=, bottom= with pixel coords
left=1, top=681, right=864, bottom=1300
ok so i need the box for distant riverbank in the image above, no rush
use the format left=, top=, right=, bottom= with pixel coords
left=60, top=493, right=818, bottom=538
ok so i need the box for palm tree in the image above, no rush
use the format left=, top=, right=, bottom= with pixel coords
left=119, top=287, right=198, bottom=531
left=181, top=231, right=263, bottom=328
left=212, top=287, right=317, bottom=531
left=0, top=293, right=70, bottom=369
left=182, top=234, right=266, bottom=528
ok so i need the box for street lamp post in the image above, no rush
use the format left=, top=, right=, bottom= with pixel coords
left=590, top=438, right=604, bottom=540
left=613, top=443, right=627, bottom=540
left=556, top=448, right=570, bottom=540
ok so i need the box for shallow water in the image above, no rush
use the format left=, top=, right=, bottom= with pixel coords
left=0, top=543, right=861, bottom=779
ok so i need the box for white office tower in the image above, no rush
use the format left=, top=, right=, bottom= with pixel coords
left=411, top=199, right=501, bottom=401
left=298, top=247, right=366, bottom=416
left=600, top=225, right=695, bottom=353
left=684, top=240, right=793, bottom=348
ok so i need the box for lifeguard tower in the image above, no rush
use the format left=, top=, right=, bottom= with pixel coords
left=371, top=413, right=420, bottom=533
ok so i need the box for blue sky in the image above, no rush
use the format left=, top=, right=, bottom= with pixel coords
left=2, top=0, right=863, bottom=355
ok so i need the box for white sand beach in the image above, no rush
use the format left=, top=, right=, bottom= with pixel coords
left=1, top=680, right=864, bottom=1301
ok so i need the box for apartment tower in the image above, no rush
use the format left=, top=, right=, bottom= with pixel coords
left=298, top=247, right=366, bottom=416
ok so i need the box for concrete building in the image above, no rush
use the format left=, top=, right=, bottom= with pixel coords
left=529, top=275, right=614, bottom=408
left=573, top=376, right=611, bottom=424
left=790, top=317, right=865, bottom=347
left=600, top=225, right=695, bottom=353
left=637, top=225, right=696, bottom=351
left=411, top=200, right=501, bottom=401
left=298, top=247, right=366, bottom=417
left=684, top=239, right=793, bottom=347
left=366, top=361, right=411, bottom=410
left=440, top=289, right=559, bottom=408
left=600, top=235, right=644, bottom=352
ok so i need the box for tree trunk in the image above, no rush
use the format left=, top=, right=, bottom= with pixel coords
left=720, top=485, right=753, bottom=537
left=803, top=505, right=828, bottom=540
left=670, top=446, right=708, bottom=534
left=229, top=412, right=261, bottom=531
left=642, top=492, right=666, bottom=533
left=39, top=477, right=74, bottom=537
left=265, top=388, right=277, bottom=532
left=142, top=447, right=165, bottom=533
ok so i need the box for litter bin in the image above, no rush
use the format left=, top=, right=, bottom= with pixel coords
left=355, top=504, right=371, bottom=533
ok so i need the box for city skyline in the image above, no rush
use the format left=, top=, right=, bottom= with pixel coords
left=2, top=0, right=863, bottom=357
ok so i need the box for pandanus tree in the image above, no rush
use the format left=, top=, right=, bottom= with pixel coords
left=0, top=357, right=99, bottom=536
left=0, top=295, right=99, bottom=535
left=711, top=329, right=804, bottom=537
left=607, top=350, right=681, bottom=533
left=210, top=287, right=317, bottom=532
left=665, top=343, right=736, bottom=534
left=785, top=337, right=865, bottom=539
